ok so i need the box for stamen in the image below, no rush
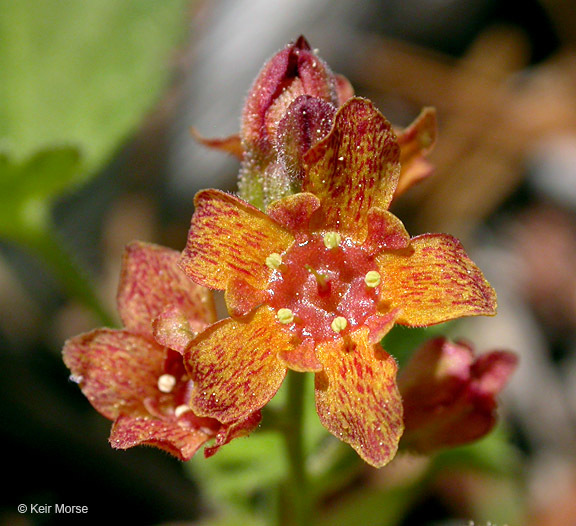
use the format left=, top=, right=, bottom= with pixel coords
left=331, top=316, right=348, bottom=333
left=364, top=270, right=381, bottom=288
left=174, top=404, right=190, bottom=418
left=157, top=374, right=177, bottom=393
left=266, top=252, right=283, bottom=270
left=277, top=308, right=295, bottom=324
left=323, top=232, right=341, bottom=249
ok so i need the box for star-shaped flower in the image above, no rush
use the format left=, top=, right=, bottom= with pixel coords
left=63, top=241, right=260, bottom=460
left=179, top=97, right=496, bottom=467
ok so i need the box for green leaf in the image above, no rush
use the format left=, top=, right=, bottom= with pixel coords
left=188, top=431, right=287, bottom=511
left=0, top=147, right=82, bottom=239
left=0, top=0, right=190, bottom=176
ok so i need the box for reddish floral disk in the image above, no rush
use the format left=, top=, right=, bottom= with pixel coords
left=268, top=235, right=379, bottom=341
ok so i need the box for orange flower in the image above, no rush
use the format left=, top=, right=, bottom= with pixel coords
left=399, top=338, right=517, bottom=453
left=63, top=241, right=260, bottom=460
left=180, top=97, right=496, bottom=467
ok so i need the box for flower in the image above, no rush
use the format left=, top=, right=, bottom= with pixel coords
left=179, top=96, right=497, bottom=467
left=398, top=338, right=518, bottom=453
left=193, top=36, right=436, bottom=209
left=62, top=241, right=260, bottom=460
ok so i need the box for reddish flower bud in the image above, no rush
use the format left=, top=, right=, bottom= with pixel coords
left=398, top=337, right=517, bottom=453
left=241, top=35, right=340, bottom=154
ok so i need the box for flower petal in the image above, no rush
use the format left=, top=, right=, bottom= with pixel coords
left=364, top=207, right=411, bottom=254
left=110, top=415, right=211, bottom=461
left=314, top=328, right=404, bottom=468
left=152, top=305, right=195, bottom=354
left=118, top=241, right=216, bottom=337
left=266, top=192, right=321, bottom=239
left=302, top=97, right=400, bottom=241
left=278, top=338, right=323, bottom=372
left=63, top=329, right=163, bottom=420
left=394, top=107, right=437, bottom=199
left=185, top=306, right=292, bottom=423
left=180, top=189, right=294, bottom=291
left=190, top=128, right=243, bottom=159
left=377, top=234, right=497, bottom=326
left=204, top=410, right=263, bottom=458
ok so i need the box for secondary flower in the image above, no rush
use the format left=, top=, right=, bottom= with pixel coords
left=399, top=338, right=518, bottom=453
left=194, top=36, right=436, bottom=209
left=180, top=97, right=497, bottom=467
left=62, top=241, right=260, bottom=460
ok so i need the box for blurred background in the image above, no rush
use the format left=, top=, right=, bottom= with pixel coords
left=2, top=0, right=576, bottom=524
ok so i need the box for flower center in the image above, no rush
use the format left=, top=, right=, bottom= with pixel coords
left=268, top=233, right=380, bottom=341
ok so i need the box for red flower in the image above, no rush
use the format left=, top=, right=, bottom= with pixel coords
left=179, top=97, right=496, bottom=467
left=62, top=241, right=260, bottom=460
left=399, top=338, right=517, bottom=453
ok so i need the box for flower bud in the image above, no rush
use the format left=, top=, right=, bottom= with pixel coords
left=398, top=337, right=517, bottom=453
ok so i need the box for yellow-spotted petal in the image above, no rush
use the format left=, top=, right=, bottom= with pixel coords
left=303, top=97, right=400, bottom=242
left=185, top=306, right=293, bottom=423
left=377, top=234, right=497, bottom=326
left=180, top=189, right=294, bottom=291
left=314, top=328, right=404, bottom=468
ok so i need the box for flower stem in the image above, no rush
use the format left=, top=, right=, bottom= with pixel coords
left=280, top=370, right=313, bottom=525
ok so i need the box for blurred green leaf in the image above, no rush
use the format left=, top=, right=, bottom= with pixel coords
left=188, top=431, right=287, bottom=511
left=0, top=147, right=82, bottom=239
left=430, top=424, right=522, bottom=477
left=0, top=0, right=190, bottom=176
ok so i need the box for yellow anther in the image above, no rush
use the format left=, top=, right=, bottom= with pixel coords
left=277, top=308, right=295, bottom=324
left=266, top=253, right=283, bottom=270
left=157, top=374, right=176, bottom=393
left=331, top=316, right=348, bottom=333
left=323, top=232, right=341, bottom=249
left=364, top=270, right=381, bottom=288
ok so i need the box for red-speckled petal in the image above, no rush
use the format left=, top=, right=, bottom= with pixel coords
left=278, top=338, right=323, bottom=372
left=185, top=306, right=292, bottom=423
left=364, top=208, right=411, bottom=254
left=204, top=410, right=263, bottom=458
left=394, top=107, right=437, bottom=199
left=118, top=241, right=216, bottom=338
left=63, top=329, right=163, bottom=420
left=377, top=234, right=497, bottom=326
left=180, top=189, right=294, bottom=291
left=302, top=97, right=400, bottom=242
left=314, top=328, right=404, bottom=468
left=110, top=415, right=211, bottom=461
left=225, top=277, right=269, bottom=318
left=266, top=192, right=321, bottom=238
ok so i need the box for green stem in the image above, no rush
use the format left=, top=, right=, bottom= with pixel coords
left=279, top=370, right=313, bottom=526
left=21, top=221, right=115, bottom=327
